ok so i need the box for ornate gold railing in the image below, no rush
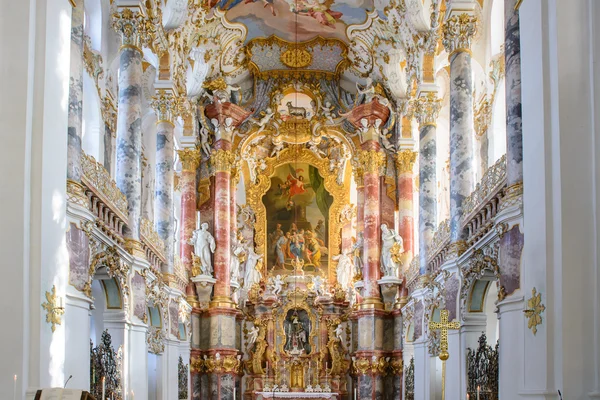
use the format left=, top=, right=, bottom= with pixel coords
left=81, top=152, right=128, bottom=242
left=140, top=217, right=167, bottom=269
left=461, top=155, right=507, bottom=246
left=405, top=256, right=421, bottom=293
left=427, top=219, right=450, bottom=273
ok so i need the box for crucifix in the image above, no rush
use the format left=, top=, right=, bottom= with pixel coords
left=428, top=309, right=461, bottom=400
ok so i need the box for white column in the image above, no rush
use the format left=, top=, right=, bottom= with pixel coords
left=162, top=339, right=180, bottom=400
left=413, top=341, right=431, bottom=400
left=518, top=0, right=599, bottom=398
left=64, top=288, right=93, bottom=390
left=129, top=323, right=149, bottom=399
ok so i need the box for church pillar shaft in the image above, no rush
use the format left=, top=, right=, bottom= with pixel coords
left=178, top=148, right=200, bottom=297
left=66, top=0, right=84, bottom=184
left=505, top=0, right=523, bottom=187
left=443, top=13, right=478, bottom=250
left=212, top=142, right=234, bottom=300
left=112, top=8, right=145, bottom=242
left=395, top=150, right=416, bottom=260
left=154, top=119, right=175, bottom=271
left=360, top=142, right=384, bottom=300
left=414, top=91, right=441, bottom=274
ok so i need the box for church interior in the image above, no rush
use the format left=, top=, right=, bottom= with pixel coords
left=2, top=0, right=599, bottom=399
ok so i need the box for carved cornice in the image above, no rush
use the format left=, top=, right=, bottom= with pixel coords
left=412, top=92, right=442, bottom=127
left=177, top=148, right=201, bottom=172
left=395, top=150, right=417, bottom=174
left=442, top=14, right=479, bottom=56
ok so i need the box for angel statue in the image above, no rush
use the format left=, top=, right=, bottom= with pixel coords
left=355, top=77, right=376, bottom=105
left=248, top=324, right=260, bottom=346
left=268, top=274, right=285, bottom=296
left=199, top=126, right=212, bottom=157
left=244, top=247, right=263, bottom=290
left=332, top=248, right=354, bottom=291
left=334, top=323, right=344, bottom=343
left=188, top=223, right=216, bottom=276
left=251, top=108, right=275, bottom=133
left=312, top=275, right=327, bottom=297
left=380, top=224, right=404, bottom=277
left=321, top=101, right=336, bottom=124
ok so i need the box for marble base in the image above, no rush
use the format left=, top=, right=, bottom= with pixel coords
left=191, top=275, right=217, bottom=308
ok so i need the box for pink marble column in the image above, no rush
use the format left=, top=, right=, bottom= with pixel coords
left=177, top=148, right=200, bottom=298
left=359, top=142, right=385, bottom=302
left=395, top=150, right=417, bottom=260
left=211, top=141, right=235, bottom=302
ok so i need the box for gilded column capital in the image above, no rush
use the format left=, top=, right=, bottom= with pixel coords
left=151, top=90, right=181, bottom=125
left=412, top=93, right=442, bottom=127
left=111, top=8, right=147, bottom=52
left=395, top=150, right=417, bottom=174
left=210, top=149, right=236, bottom=173
left=442, top=13, right=479, bottom=56
left=177, top=148, right=201, bottom=171
left=357, top=149, right=386, bottom=175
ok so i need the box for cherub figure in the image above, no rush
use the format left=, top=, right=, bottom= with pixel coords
left=321, top=101, right=336, bottom=124
left=248, top=324, right=260, bottom=346
left=379, top=127, right=395, bottom=152
left=252, top=108, right=275, bottom=133
left=312, top=275, right=327, bottom=296
left=269, top=274, right=285, bottom=296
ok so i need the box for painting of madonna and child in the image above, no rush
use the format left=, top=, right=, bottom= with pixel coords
left=262, top=163, right=333, bottom=276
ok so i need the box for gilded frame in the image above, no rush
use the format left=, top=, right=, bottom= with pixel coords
left=241, top=138, right=352, bottom=283
left=276, top=296, right=319, bottom=357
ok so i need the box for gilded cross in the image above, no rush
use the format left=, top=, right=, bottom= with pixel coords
left=428, top=309, right=461, bottom=361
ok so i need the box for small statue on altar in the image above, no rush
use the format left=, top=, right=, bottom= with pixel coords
left=380, top=224, right=404, bottom=277
left=332, top=247, right=353, bottom=291
left=351, top=232, right=364, bottom=279
left=290, top=361, right=305, bottom=389
left=244, top=247, right=263, bottom=289
left=285, top=311, right=309, bottom=355
left=230, top=229, right=246, bottom=284
left=268, top=274, right=285, bottom=296
left=188, top=222, right=216, bottom=276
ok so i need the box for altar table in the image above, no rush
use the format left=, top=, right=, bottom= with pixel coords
left=256, top=392, right=338, bottom=399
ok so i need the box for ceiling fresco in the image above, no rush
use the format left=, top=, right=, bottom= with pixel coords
left=212, top=0, right=377, bottom=43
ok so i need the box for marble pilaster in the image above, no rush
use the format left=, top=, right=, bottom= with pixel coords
left=505, top=0, right=523, bottom=188
left=394, top=150, right=417, bottom=265
left=443, top=13, right=479, bottom=249
left=413, top=92, right=442, bottom=274
left=66, top=0, right=84, bottom=184
left=151, top=90, right=179, bottom=272
left=112, top=8, right=146, bottom=243
left=178, top=148, right=200, bottom=298
left=211, top=144, right=236, bottom=304
left=358, top=143, right=385, bottom=303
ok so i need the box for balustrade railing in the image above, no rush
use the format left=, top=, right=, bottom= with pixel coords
left=81, top=153, right=128, bottom=243
left=140, top=217, right=167, bottom=271
left=427, top=219, right=450, bottom=274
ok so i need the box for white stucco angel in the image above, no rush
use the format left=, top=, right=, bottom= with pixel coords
left=199, top=126, right=212, bottom=157
left=358, top=118, right=370, bottom=143
left=356, top=77, right=376, bottom=105
left=332, top=248, right=354, bottom=290
left=334, top=323, right=344, bottom=343
left=248, top=324, right=260, bottom=346
left=188, top=222, right=216, bottom=276
left=270, top=134, right=285, bottom=158
left=321, top=101, right=336, bottom=124
left=380, top=224, right=404, bottom=277
left=251, top=108, right=275, bottom=133
left=223, top=117, right=235, bottom=136
left=268, top=274, right=285, bottom=296
left=244, top=247, right=263, bottom=289
left=312, top=275, right=327, bottom=296
left=307, top=135, right=327, bottom=158
left=377, top=123, right=395, bottom=152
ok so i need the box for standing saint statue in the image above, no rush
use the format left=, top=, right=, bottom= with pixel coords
left=351, top=232, right=364, bottom=279
left=188, top=222, right=216, bottom=276
left=244, top=247, right=263, bottom=289
left=332, top=247, right=354, bottom=291
left=230, top=230, right=246, bottom=284
left=380, top=224, right=404, bottom=277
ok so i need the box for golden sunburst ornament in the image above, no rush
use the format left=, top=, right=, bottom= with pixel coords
left=41, top=285, right=65, bottom=333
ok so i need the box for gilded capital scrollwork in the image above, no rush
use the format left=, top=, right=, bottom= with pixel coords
left=442, top=13, right=479, bottom=55
left=395, top=150, right=417, bottom=174
left=111, top=8, right=148, bottom=50
left=412, top=92, right=442, bottom=127
left=210, top=149, right=236, bottom=173
left=178, top=148, right=201, bottom=172
left=151, top=90, right=181, bottom=124
left=357, top=150, right=386, bottom=175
